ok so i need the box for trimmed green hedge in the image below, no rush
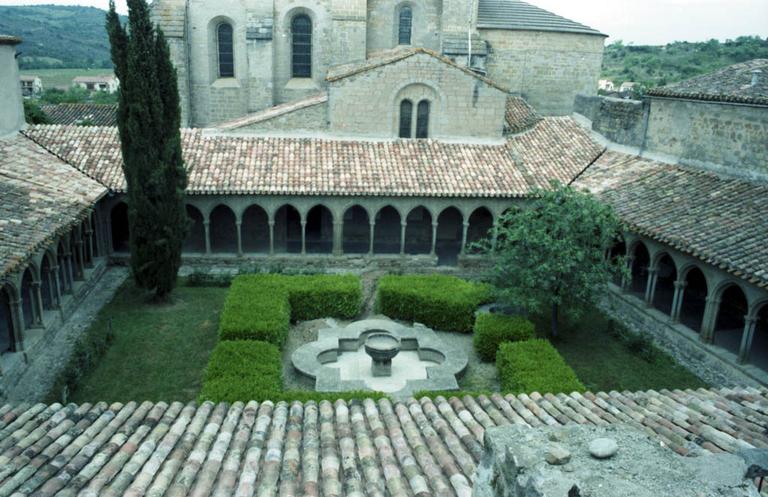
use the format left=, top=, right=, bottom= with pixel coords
left=199, top=340, right=282, bottom=402
left=376, top=275, right=491, bottom=332
left=497, top=339, right=585, bottom=394
left=218, top=274, right=362, bottom=346
left=473, top=313, right=535, bottom=362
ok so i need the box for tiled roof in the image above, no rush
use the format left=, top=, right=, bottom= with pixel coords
left=23, top=117, right=601, bottom=198
left=0, top=387, right=766, bottom=496
left=477, top=0, right=606, bottom=36
left=577, top=151, right=768, bottom=289
left=646, top=59, right=768, bottom=106
left=326, top=47, right=510, bottom=93
left=72, top=75, right=117, bottom=84
left=0, top=135, right=107, bottom=277
left=41, top=104, right=118, bottom=127
left=217, top=94, right=327, bottom=131
left=504, top=96, right=541, bottom=134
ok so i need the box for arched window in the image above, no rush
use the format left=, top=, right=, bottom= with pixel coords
left=217, top=23, right=235, bottom=78
left=399, top=99, right=413, bottom=138
left=416, top=100, right=430, bottom=138
left=291, top=15, right=312, bottom=78
left=398, top=6, right=412, bottom=45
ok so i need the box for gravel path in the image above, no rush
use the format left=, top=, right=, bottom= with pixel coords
left=6, top=267, right=129, bottom=403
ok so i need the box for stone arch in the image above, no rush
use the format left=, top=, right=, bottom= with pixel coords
left=651, top=253, right=677, bottom=316
left=342, top=205, right=370, bottom=254
left=748, top=301, right=768, bottom=371
left=40, top=251, right=56, bottom=310
left=207, top=15, right=238, bottom=82
left=392, top=82, right=441, bottom=138
left=57, top=240, right=72, bottom=294
left=679, top=266, right=708, bottom=333
left=306, top=205, right=333, bottom=254
left=466, top=207, right=494, bottom=252
left=628, top=241, right=650, bottom=298
left=712, top=283, right=749, bottom=356
left=290, top=12, right=313, bottom=78
left=21, top=267, right=37, bottom=329
left=183, top=205, right=206, bottom=253
left=608, top=239, right=627, bottom=285
left=242, top=204, right=270, bottom=253
left=404, top=206, right=432, bottom=254
left=373, top=205, right=401, bottom=254
left=274, top=204, right=303, bottom=254
left=110, top=202, right=129, bottom=252
left=209, top=204, right=237, bottom=253
left=395, top=2, right=413, bottom=45
left=436, top=207, right=463, bottom=266
left=0, top=282, right=18, bottom=353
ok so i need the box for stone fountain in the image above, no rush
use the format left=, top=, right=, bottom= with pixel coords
left=364, top=331, right=401, bottom=376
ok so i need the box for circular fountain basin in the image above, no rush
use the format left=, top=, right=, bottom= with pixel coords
left=364, top=331, right=401, bottom=361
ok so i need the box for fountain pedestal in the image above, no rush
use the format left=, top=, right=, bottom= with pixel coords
left=364, top=332, right=401, bottom=377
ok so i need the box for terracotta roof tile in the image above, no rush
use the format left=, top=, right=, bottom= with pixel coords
left=23, top=118, right=601, bottom=198
left=504, top=96, right=541, bottom=134
left=0, top=387, right=766, bottom=496
left=0, top=134, right=107, bottom=277
left=41, top=104, right=118, bottom=127
left=577, top=151, right=768, bottom=289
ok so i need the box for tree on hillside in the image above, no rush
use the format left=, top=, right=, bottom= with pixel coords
left=106, top=0, right=188, bottom=300
left=486, top=182, right=625, bottom=338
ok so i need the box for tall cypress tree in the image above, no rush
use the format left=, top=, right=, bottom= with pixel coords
left=107, top=0, right=188, bottom=300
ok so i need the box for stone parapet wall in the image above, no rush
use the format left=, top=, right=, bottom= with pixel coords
left=574, top=94, right=648, bottom=147
left=228, top=100, right=329, bottom=133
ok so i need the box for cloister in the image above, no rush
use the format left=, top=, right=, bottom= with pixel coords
left=611, top=234, right=768, bottom=373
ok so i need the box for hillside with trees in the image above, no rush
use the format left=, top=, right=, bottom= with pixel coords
left=0, top=5, right=125, bottom=69
left=602, top=36, right=768, bottom=89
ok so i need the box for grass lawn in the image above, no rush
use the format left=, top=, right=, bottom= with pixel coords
left=533, top=307, right=708, bottom=392
left=68, top=281, right=227, bottom=403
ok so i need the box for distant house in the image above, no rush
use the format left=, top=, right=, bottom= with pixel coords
left=598, top=79, right=615, bottom=91
left=72, top=74, right=119, bottom=93
left=619, top=81, right=639, bottom=92
left=19, top=75, right=42, bottom=97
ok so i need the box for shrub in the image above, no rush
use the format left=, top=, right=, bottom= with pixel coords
left=376, top=274, right=491, bottom=332
left=199, top=340, right=282, bottom=402
left=497, top=339, right=585, bottom=394
left=288, top=274, right=362, bottom=321
left=473, top=313, right=535, bottom=362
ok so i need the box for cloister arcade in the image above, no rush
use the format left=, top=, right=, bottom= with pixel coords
left=108, top=196, right=501, bottom=266
left=0, top=213, right=103, bottom=359
left=612, top=234, right=768, bottom=372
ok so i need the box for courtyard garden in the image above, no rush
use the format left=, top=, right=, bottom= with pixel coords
left=59, top=272, right=706, bottom=404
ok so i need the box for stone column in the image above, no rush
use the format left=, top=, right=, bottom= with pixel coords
left=644, top=268, right=658, bottom=306
left=268, top=221, right=275, bottom=255
left=32, top=281, right=44, bottom=326
left=85, top=227, right=94, bottom=267
left=491, top=221, right=498, bottom=251
left=738, top=317, right=758, bottom=364
left=74, top=240, right=85, bottom=280
left=64, top=249, right=75, bottom=291
left=236, top=221, right=243, bottom=256
left=430, top=222, right=438, bottom=256
left=368, top=222, right=375, bottom=255
left=670, top=280, right=687, bottom=323
left=622, top=256, right=635, bottom=291
left=301, top=221, right=307, bottom=255
left=332, top=221, right=343, bottom=256
left=203, top=221, right=211, bottom=255
left=49, top=265, right=61, bottom=307
left=460, top=221, right=469, bottom=255
left=399, top=222, right=407, bottom=256
left=9, top=298, right=24, bottom=352
left=701, top=296, right=721, bottom=343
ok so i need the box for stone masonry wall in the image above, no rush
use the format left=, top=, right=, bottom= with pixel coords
left=645, top=98, right=768, bottom=179
left=574, top=94, right=648, bottom=147
left=366, top=0, right=441, bottom=54
left=328, top=52, right=507, bottom=139
left=231, top=101, right=329, bottom=133
left=482, top=29, right=605, bottom=116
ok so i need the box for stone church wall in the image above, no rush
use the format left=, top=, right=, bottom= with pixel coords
left=481, top=29, right=604, bottom=116
left=645, top=98, right=768, bottom=179
left=574, top=94, right=648, bottom=147
left=328, top=52, right=507, bottom=139
left=366, top=0, right=441, bottom=54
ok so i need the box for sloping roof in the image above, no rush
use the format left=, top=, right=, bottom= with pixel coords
left=0, top=387, right=766, bottom=497
left=22, top=117, right=602, bottom=198
left=646, top=59, right=768, bottom=106
left=504, top=96, right=541, bottom=134
left=217, top=94, right=327, bottom=131
left=72, top=75, right=117, bottom=84
left=0, top=134, right=107, bottom=277
left=477, top=0, right=606, bottom=36
left=577, top=151, right=768, bottom=289
left=41, top=103, right=117, bottom=127
left=326, top=47, right=510, bottom=93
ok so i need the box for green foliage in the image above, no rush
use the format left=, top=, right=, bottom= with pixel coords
left=473, top=313, right=535, bottom=362
left=218, top=274, right=362, bottom=346
left=107, top=0, right=188, bottom=299
left=39, top=87, right=91, bottom=104
left=376, top=274, right=491, bottom=332
left=497, top=339, right=585, bottom=394
left=23, top=99, right=51, bottom=124
left=199, top=340, right=282, bottom=403
left=602, top=36, right=768, bottom=89
left=486, top=183, right=624, bottom=336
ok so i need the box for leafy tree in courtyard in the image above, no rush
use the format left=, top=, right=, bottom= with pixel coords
left=486, top=182, right=625, bottom=338
left=106, top=0, right=188, bottom=299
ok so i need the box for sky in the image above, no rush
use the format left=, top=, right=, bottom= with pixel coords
left=0, top=0, right=766, bottom=45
